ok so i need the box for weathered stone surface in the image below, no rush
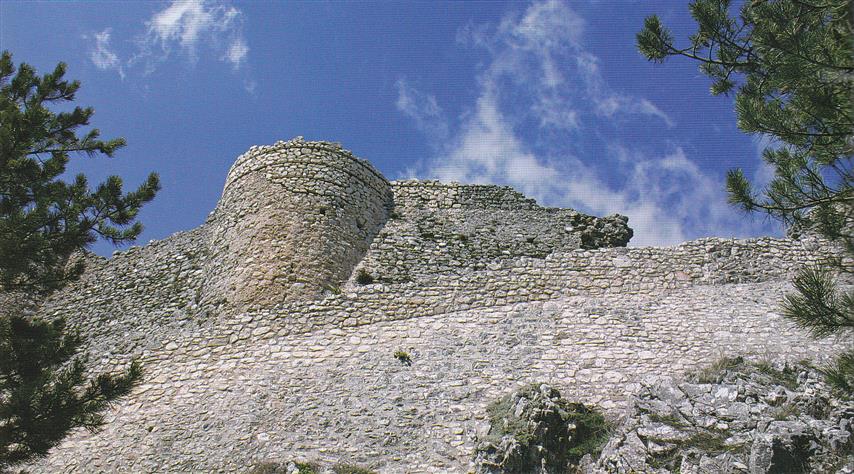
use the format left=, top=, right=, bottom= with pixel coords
left=204, top=138, right=393, bottom=311
left=749, top=421, right=814, bottom=474
left=10, top=138, right=851, bottom=473
left=589, top=360, right=854, bottom=474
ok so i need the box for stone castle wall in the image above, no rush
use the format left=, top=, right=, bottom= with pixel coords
left=202, top=139, right=393, bottom=311
left=356, top=181, right=632, bottom=284
left=22, top=139, right=852, bottom=473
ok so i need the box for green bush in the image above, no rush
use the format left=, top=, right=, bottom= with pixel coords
left=690, top=356, right=744, bottom=384
left=355, top=269, right=374, bottom=285
left=393, top=350, right=412, bottom=366
left=247, top=462, right=290, bottom=474
left=754, top=360, right=799, bottom=390
left=481, top=384, right=611, bottom=470
left=561, top=404, right=611, bottom=463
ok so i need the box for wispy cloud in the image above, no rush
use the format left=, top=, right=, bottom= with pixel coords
left=85, top=0, right=251, bottom=89
left=88, top=28, right=124, bottom=79
left=595, top=96, right=675, bottom=127
left=224, top=37, right=248, bottom=69
left=395, top=79, right=449, bottom=142
left=398, top=0, right=769, bottom=246
left=573, top=49, right=675, bottom=127
left=142, top=0, right=247, bottom=69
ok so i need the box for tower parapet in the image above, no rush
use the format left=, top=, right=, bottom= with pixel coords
left=203, top=137, right=392, bottom=311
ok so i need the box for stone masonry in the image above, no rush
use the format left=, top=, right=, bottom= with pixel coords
left=203, top=139, right=392, bottom=310
left=21, top=137, right=852, bottom=473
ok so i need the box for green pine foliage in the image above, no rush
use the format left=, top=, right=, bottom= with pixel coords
left=822, top=349, right=854, bottom=394
left=0, top=51, right=156, bottom=468
left=783, top=267, right=853, bottom=339
left=0, top=50, right=160, bottom=291
left=638, top=0, right=853, bottom=392
left=0, top=316, right=141, bottom=465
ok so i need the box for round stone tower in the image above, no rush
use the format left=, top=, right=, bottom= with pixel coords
left=202, top=137, right=392, bottom=311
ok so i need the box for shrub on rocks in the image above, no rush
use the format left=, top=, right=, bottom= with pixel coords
left=355, top=269, right=374, bottom=285
left=473, top=383, right=610, bottom=473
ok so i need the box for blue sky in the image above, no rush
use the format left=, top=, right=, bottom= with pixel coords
left=2, top=0, right=780, bottom=254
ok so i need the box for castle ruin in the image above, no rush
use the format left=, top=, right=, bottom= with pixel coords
left=25, top=137, right=849, bottom=472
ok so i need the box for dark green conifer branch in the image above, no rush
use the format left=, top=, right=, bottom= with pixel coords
left=639, top=0, right=853, bottom=393
left=0, top=50, right=155, bottom=468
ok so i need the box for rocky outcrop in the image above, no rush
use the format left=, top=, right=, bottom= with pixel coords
left=474, top=384, right=609, bottom=474
left=590, top=358, right=854, bottom=473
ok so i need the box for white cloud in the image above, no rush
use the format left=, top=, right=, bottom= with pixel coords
left=426, top=93, right=747, bottom=245
left=142, top=0, right=247, bottom=68
left=430, top=91, right=562, bottom=202
left=149, top=1, right=207, bottom=47
left=397, top=0, right=769, bottom=246
left=574, top=49, right=674, bottom=127
left=502, top=0, right=583, bottom=52
left=86, top=0, right=251, bottom=83
left=225, top=37, right=249, bottom=68
left=395, top=79, right=449, bottom=142
left=533, top=93, right=580, bottom=130
left=595, top=95, right=675, bottom=127
left=88, top=28, right=124, bottom=78
left=576, top=147, right=747, bottom=246
left=243, top=78, right=258, bottom=95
